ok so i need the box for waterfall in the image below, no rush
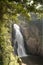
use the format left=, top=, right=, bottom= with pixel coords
left=13, top=24, right=27, bottom=57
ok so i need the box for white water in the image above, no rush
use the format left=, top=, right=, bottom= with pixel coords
left=14, top=24, right=27, bottom=57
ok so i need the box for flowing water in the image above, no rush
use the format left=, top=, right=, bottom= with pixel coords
left=13, top=24, right=27, bottom=57
left=13, top=23, right=43, bottom=65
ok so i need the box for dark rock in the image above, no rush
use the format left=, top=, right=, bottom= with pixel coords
left=20, top=19, right=43, bottom=56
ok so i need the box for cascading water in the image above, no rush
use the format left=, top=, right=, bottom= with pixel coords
left=13, top=24, right=27, bottom=57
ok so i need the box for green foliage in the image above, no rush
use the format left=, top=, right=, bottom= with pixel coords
left=33, top=0, right=43, bottom=4
left=0, top=20, right=20, bottom=65
left=0, top=1, right=21, bottom=65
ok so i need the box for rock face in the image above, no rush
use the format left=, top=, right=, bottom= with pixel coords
left=20, top=19, right=43, bottom=56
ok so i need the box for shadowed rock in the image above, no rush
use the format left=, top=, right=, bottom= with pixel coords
left=20, top=19, right=43, bottom=56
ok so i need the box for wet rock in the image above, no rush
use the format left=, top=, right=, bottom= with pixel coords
left=20, top=20, right=42, bottom=56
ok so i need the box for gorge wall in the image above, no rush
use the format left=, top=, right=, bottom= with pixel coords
left=20, top=19, right=43, bottom=56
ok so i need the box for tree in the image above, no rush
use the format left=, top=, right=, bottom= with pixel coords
left=0, top=1, right=21, bottom=65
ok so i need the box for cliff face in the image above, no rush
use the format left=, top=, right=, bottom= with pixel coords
left=20, top=19, right=43, bottom=56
